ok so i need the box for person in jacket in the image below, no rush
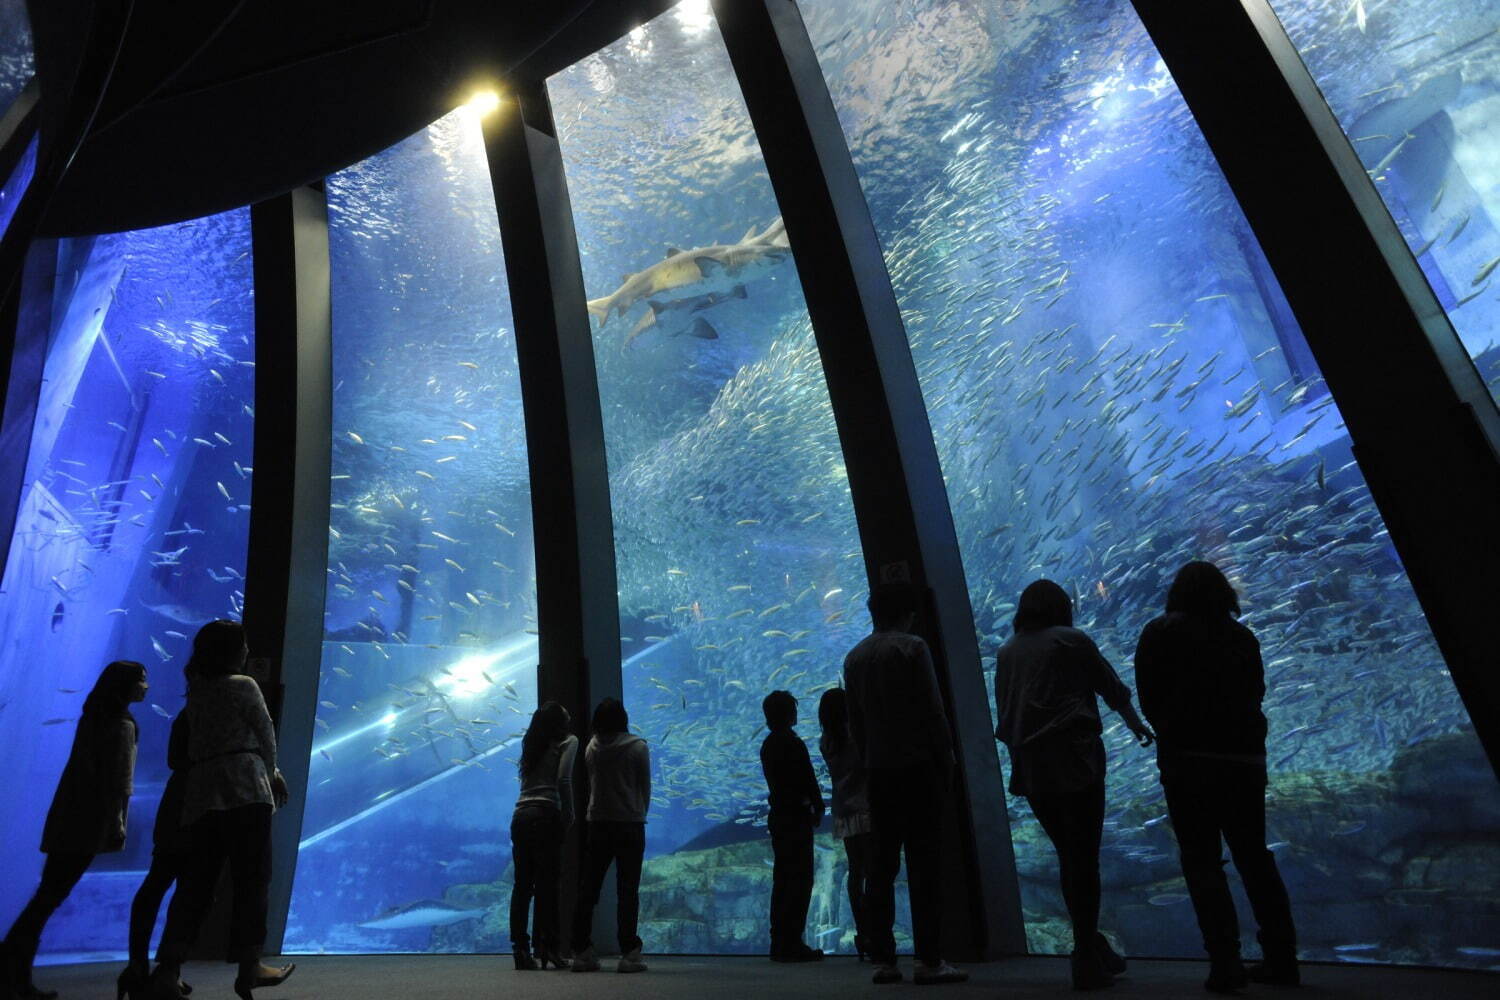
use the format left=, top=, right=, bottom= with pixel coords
left=842, top=583, right=967, bottom=986
left=817, top=687, right=872, bottom=961
left=760, top=690, right=825, bottom=963
left=1134, top=561, right=1297, bottom=993
left=510, top=700, right=577, bottom=970
left=569, top=697, right=650, bottom=974
left=993, top=579, right=1153, bottom=990
left=3, top=660, right=147, bottom=1000
left=147, top=621, right=292, bottom=1000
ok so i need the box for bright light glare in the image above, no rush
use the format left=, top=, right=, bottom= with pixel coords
left=467, top=90, right=502, bottom=115
left=380, top=711, right=398, bottom=726
left=674, top=0, right=713, bottom=34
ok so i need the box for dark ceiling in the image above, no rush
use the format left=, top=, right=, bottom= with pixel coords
left=29, top=0, right=676, bottom=237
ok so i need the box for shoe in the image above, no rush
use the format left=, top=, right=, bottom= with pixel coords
left=854, top=934, right=869, bottom=962
left=872, top=963, right=903, bottom=984
left=1246, top=959, right=1300, bottom=986
left=144, top=969, right=184, bottom=1000
left=571, top=947, right=600, bottom=972
left=616, top=948, right=648, bottom=973
left=1095, top=933, right=1126, bottom=976
left=537, top=950, right=568, bottom=970
left=1071, top=950, right=1114, bottom=991
left=512, top=945, right=537, bottom=971
left=118, top=966, right=148, bottom=1000
left=914, top=960, right=969, bottom=985
left=232, top=964, right=295, bottom=1000
left=1204, top=956, right=1248, bottom=994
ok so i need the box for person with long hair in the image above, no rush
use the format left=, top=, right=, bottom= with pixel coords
left=117, top=664, right=198, bottom=1000
left=993, top=579, right=1153, bottom=991
left=569, top=697, right=650, bottom=975
left=509, top=700, right=576, bottom=970
left=817, top=687, right=872, bottom=961
left=2, top=661, right=147, bottom=1000
left=147, top=621, right=292, bottom=1000
left=1134, top=562, right=1297, bottom=993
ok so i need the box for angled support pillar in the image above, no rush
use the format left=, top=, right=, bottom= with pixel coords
left=482, top=82, right=622, bottom=951
left=248, top=186, right=333, bottom=953
left=712, top=0, right=1026, bottom=959
left=1130, top=0, right=1500, bottom=779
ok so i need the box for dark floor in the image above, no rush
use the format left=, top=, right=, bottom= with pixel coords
left=32, top=954, right=1498, bottom=1000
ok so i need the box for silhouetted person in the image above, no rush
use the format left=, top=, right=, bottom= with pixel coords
left=818, top=687, right=872, bottom=961
left=510, top=700, right=576, bottom=970
left=1134, top=562, right=1298, bottom=992
left=148, top=621, right=292, bottom=1000
left=994, top=579, right=1153, bottom=991
left=760, top=690, right=825, bottom=962
left=842, top=583, right=967, bottom=985
left=118, top=697, right=195, bottom=1000
left=570, top=698, right=649, bottom=974
left=3, top=661, right=147, bottom=1000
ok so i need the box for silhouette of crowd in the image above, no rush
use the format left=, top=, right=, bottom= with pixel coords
left=2, top=561, right=1298, bottom=997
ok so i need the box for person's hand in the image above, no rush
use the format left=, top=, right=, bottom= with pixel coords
left=271, top=769, right=290, bottom=808
left=1131, top=723, right=1155, bottom=747
left=108, top=814, right=126, bottom=850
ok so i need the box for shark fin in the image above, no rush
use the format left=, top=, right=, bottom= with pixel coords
left=687, top=318, right=719, bottom=340
left=624, top=308, right=656, bottom=350
left=698, top=257, right=726, bottom=276
left=742, top=225, right=758, bottom=242
left=665, top=247, right=685, bottom=258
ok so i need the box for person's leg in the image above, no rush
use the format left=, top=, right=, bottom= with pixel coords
left=1219, top=772, right=1296, bottom=973
left=1027, top=794, right=1080, bottom=946
left=843, top=832, right=872, bottom=952
left=155, top=813, right=228, bottom=973
left=3, top=852, right=94, bottom=989
left=224, top=804, right=275, bottom=978
left=533, top=811, right=563, bottom=961
left=864, top=769, right=904, bottom=969
left=613, top=823, right=645, bottom=957
left=903, top=766, right=944, bottom=968
left=768, top=832, right=793, bottom=955
left=509, top=812, right=539, bottom=951
left=128, top=856, right=180, bottom=971
left=1164, top=773, right=1244, bottom=987
left=570, top=823, right=612, bottom=957
left=1072, top=781, right=1105, bottom=954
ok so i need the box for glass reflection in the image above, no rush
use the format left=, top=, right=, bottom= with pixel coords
left=0, top=210, right=255, bottom=962
left=804, top=0, right=1497, bottom=969
left=550, top=8, right=905, bottom=956
left=283, top=107, right=538, bottom=956
left=1269, top=0, right=1500, bottom=407
left=0, top=0, right=33, bottom=120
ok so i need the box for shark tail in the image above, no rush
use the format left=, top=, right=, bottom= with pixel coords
left=586, top=297, right=610, bottom=325
left=759, top=216, right=789, bottom=248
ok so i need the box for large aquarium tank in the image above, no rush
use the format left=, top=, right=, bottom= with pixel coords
left=0, top=0, right=36, bottom=241
left=282, top=105, right=540, bottom=956
left=799, top=0, right=1500, bottom=970
left=0, top=210, right=256, bottom=962
left=547, top=0, right=910, bottom=957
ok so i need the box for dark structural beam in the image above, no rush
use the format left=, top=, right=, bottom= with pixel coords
left=1131, top=0, right=1500, bottom=777
left=711, top=0, right=1026, bottom=959
left=482, top=81, right=623, bottom=950
left=247, top=187, right=334, bottom=952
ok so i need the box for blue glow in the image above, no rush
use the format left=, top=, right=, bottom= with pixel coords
left=0, top=132, right=36, bottom=240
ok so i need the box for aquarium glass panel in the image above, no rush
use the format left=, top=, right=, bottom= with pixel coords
left=804, top=0, right=1499, bottom=969
left=282, top=107, right=539, bottom=956
left=0, top=210, right=255, bottom=962
left=1269, top=1, right=1500, bottom=407
left=549, top=3, right=897, bottom=956
left=0, top=131, right=36, bottom=240
left=0, top=0, right=33, bottom=119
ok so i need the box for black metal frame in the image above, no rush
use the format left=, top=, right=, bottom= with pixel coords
left=247, top=187, right=334, bottom=953
left=1130, top=0, right=1500, bottom=778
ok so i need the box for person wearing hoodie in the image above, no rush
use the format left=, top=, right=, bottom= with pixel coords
left=569, top=698, right=650, bottom=975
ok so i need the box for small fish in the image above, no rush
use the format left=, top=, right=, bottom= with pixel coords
left=1148, top=893, right=1189, bottom=906
left=42, top=718, right=72, bottom=726
left=347, top=431, right=365, bottom=445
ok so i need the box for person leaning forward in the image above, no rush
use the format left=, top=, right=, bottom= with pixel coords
left=842, top=583, right=968, bottom=986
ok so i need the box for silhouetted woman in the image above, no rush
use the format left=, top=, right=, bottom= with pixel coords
left=817, top=688, right=872, bottom=960
left=3, top=661, right=146, bottom=1000
left=118, top=666, right=197, bottom=1000
left=148, top=621, right=291, bottom=1000
left=993, top=580, right=1152, bottom=991
left=569, top=697, right=650, bottom=974
left=509, top=700, right=576, bottom=970
left=1134, top=562, right=1297, bottom=993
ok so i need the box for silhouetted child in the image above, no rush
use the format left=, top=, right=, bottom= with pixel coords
left=760, top=689, right=825, bottom=963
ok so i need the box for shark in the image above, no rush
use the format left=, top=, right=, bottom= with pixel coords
left=357, top=899, right=491, bottom=930
left=586, top=217, right=791, bottom=347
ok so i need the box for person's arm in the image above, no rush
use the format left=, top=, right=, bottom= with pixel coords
left=241, top=678, right=287, bottom=807
left=843, top=653, right=866, bottom=760
left=557, top=736, right=578, bottom=829
left=797, top=738, right=824, bottom=826
left=637, top=739, right=652, bottom=818
left=1133, top=622, right=1167, bottom=741
left=915, top=640, right=956, bottom=774
left=1083, top=637, right=1154, bottom=746
left=107, top=719, right=137, bottom=848
left=167, top=712, right=190, bottom=771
